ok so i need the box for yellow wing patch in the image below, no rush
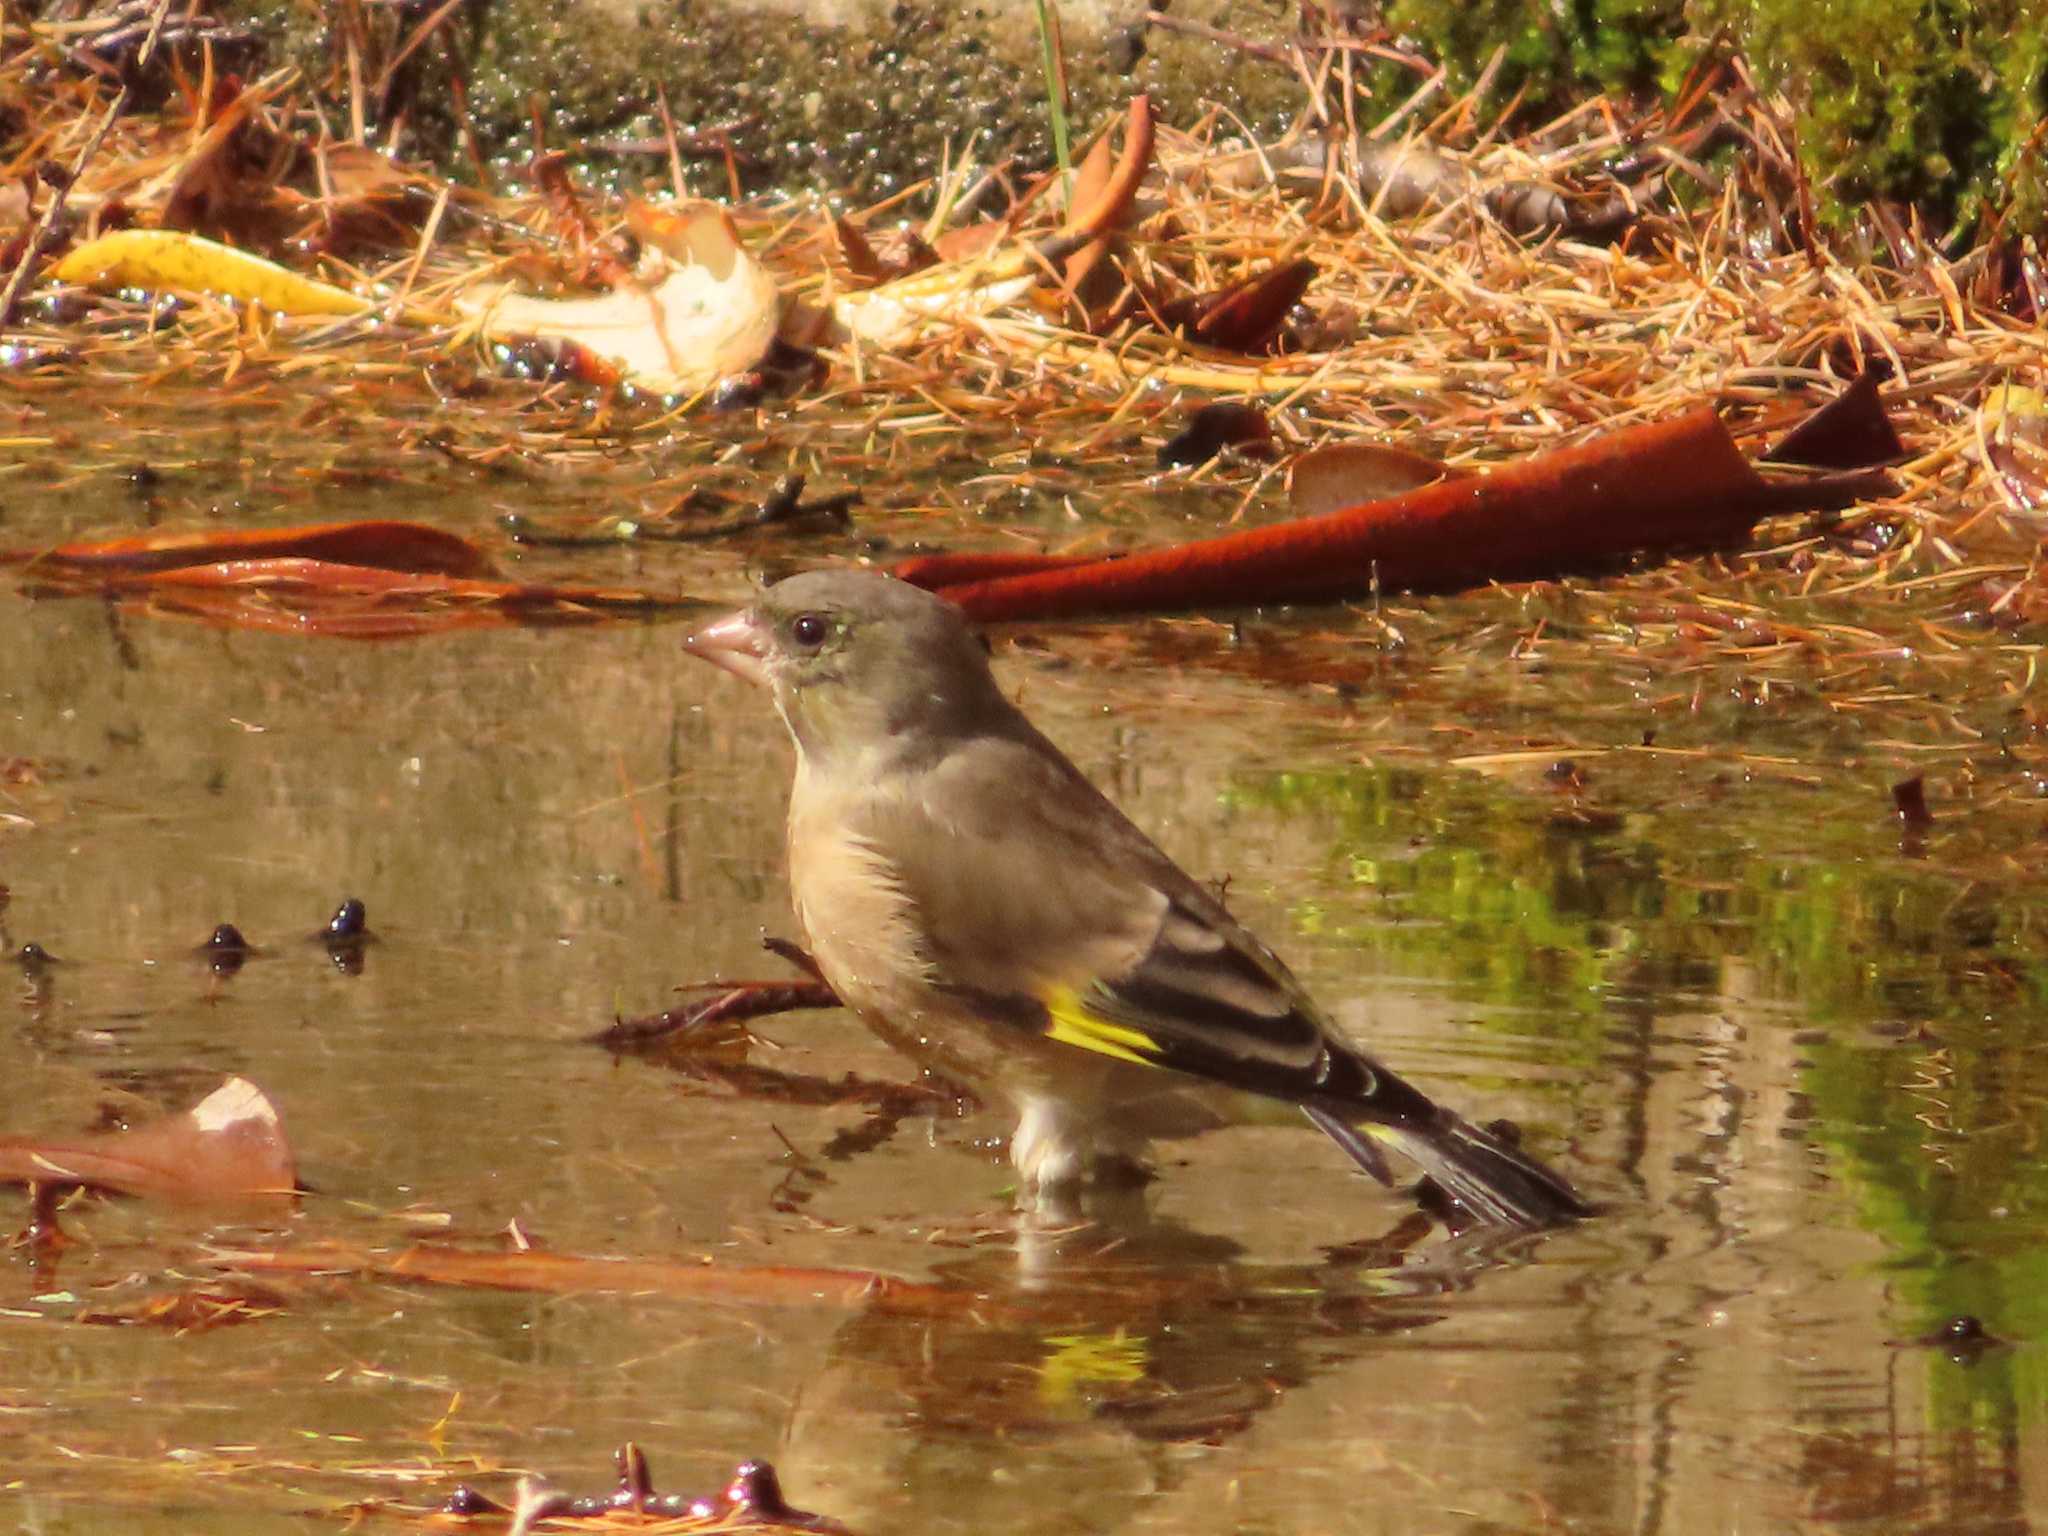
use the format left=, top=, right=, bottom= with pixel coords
left=1042, top=988, right=1159, bottom=1066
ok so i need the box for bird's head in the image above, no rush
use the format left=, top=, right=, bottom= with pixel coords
left=685, top=569, right=1008, bottom=767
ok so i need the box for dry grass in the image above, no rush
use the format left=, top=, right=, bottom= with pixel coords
left=1, top=17, right=2044, bottom=752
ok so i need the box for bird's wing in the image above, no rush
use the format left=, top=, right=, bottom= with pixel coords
left=856, top=725, right=1386, bottom=1107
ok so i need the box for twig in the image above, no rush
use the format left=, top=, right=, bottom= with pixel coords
left=370, top=0, right=465, bottom=100
left=1144, top=8, right=1291, bottom=66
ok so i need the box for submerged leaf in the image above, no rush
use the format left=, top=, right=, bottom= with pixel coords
left=8, top=519, right=702, bottom=637
left=0, top=1076, right=297, bottom=1205
left=217, top=1240, right=1012, bottom=1317
left=14, top=519, right=496, bottom=577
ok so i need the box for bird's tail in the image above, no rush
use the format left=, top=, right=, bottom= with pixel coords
left=1304, top=1102, right=1590, bottom=1229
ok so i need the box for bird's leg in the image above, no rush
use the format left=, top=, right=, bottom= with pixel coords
left=1010, top=1097, right=1156, bottom=1194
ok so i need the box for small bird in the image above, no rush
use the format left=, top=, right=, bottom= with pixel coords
left=686, top=569, right=1589, bottom=1228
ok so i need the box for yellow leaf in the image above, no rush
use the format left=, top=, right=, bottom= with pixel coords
left=49, top=229, right=373, bottom=318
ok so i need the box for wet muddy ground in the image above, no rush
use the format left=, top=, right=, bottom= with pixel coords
left=4, top=386, right=2046, bottom=1534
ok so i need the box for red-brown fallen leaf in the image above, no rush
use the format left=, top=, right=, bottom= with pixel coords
left=213, top=1240, right=1024, bottom=1319
left=0, top=1076, right=296, bottom=1205
left=911, top=407, right=1897, bottom=621
left=890, top=550, right=1105, bottom=587
left=1062, top=95, right=1155, bottom=245
left=831, top=214, right=895, bottom=281
left=1060, top=123, right=1124, bottom=296
left=1157, top=257, right=1316, bottom=353
left=1762, top=372, right=1905, bottom=469
left=8, top=520, right=703, bottom=637
left=54, top=558, right=695, bottom=639
left=5, top=519, right=496, bottom=577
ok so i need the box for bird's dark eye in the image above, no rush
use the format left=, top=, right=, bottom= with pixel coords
left=789, top=612, right=829, bottom=649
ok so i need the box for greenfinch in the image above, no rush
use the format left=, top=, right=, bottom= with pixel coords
left=687, top=569, right=1588, bottom=1228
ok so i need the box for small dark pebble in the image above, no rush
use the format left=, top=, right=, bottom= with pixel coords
left=489, top=337, right=585, bottom=385
left=17, top=942, right=54, bottom=973
left=1157, top=401, right=1272, bottom=468
left=321, top=899, right=371, bottom=974
left=1891, top=1312, right=2007, bottom=1363
left=438, top=1450, right=840, bottom=1529
left=126, top=462, right=162, bottom=492
left=1544, top=759, right=1581, bottom=784
left=204, top=922, right=254, bottom=976
left=727, top=1460, right=798, bottom=1518
left=19, top=290, right=89, bottom=326
left=439, top=1485, right=500, bottom=1516
left=205, top=923, right=252, bottom=955
left=324, top=898, right=368, bottom=943
left=1891, top=775, right=1933, bottom=829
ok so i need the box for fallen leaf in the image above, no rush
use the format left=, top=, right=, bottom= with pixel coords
left=11, top=518, right=496, bottom=577
left=910, top=404, right=1898, bottom=620
left=1156, top=257, right=1315, bottom=352
left=0, top=1076, right=297, bottom=1205
left=1287, top=441, right=1465, bottom=518
left=216, top=1240, right=1017, bottom=1318
left=7, top=519, right=704, bottom=637
left=832, top=96, right=1155, bottom=349
left=465, top=201, right=781, bottom=396
left=1763, top=372, right=1905, bottom=469
left=50, top=228, right=374, bottom=318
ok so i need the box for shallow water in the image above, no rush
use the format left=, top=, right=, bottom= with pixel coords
left=4, top=395, right=2046, bottom=1535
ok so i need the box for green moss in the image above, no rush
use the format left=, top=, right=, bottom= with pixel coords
left=1381, top=0, right=2048, bottom=239
left=1380, top=0, right=1683, bottom=113
left=1692, top=0, right=2048, bottom=236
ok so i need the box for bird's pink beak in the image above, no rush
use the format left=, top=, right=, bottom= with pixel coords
left=684, top=608, right=772, bottom=688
